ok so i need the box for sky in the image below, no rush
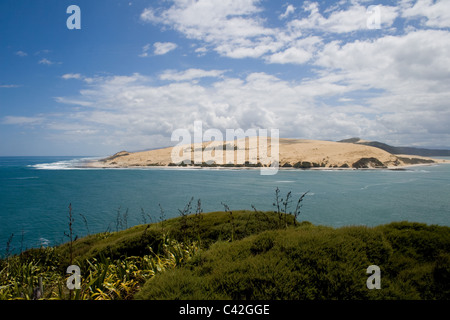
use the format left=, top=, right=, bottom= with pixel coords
left=1, top=0, right=450, bottom=156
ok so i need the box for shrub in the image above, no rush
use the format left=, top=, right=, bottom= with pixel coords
left=135, top=222, right=450, bottom=300
left=352, top=158, right=386, bottom=169
left=293, top=161, right=312, bottom=169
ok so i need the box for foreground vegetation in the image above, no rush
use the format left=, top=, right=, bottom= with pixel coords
left=1, top=196, right=449, bottom=300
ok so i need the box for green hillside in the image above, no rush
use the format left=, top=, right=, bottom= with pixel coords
left=135, top=219, right=450, bottom=300
left=1, top=208, right=449, bottom=300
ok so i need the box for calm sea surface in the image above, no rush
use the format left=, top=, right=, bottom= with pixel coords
left=1, top=156, right=449, bottom=254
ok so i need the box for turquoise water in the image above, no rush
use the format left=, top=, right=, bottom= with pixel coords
left=1, top=156, right=449, bottom=254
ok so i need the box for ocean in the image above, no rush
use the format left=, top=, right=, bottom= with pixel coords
left=1, top=156, right=449, bottom=254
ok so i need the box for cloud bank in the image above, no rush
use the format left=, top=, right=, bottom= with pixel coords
left=3, top=0, right=450, bottom=154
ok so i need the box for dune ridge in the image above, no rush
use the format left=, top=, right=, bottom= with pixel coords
left=87, top=138, right=444, bottom=169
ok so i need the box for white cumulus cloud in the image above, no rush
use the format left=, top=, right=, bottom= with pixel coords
left=153, top=42, right=178, bottom=55
left=62, top=73, right=82, bottom=80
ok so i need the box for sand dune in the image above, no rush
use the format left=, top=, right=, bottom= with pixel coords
left=87, top=138, right=443, bottom=169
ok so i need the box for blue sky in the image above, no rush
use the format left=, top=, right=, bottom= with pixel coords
left=1, top=0, right=450, bottom=156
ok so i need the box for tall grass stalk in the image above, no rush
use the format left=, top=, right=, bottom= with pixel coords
left=4, top=234, right=14, bottom=260
left=64, top=203, right=76, bottom=300
left=194, top=199, right=204, bottom=243
left=79, top=213, right=90, bottom=236
left=293, top=191, right=309, bottom=226
left=282, top=191, right=292, bottom=228
left=273, top=187, right=282, bottom=228
left=141, top=208, right=153, bottom=224
left=116, top=206, right=122, bottom=232
left=178, top=197, right=194, bottom=240
left=222, top=202, right=235, bottom=242
left=64, top=204, right=75, bottom=266
left=158, top=204, right=166, bottom=233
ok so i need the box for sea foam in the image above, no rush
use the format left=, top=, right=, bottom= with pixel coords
left=30, top=157, right=99, bottom=170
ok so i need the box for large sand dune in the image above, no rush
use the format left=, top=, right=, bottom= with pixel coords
left=87, top=138, right=443, bottom=169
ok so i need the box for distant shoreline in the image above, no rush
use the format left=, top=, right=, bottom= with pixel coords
left=84, top=138, right=448, bottom=171
left=82, top=158, right=447, bottom=171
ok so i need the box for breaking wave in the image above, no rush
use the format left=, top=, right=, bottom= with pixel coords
left=29, top=157, right=99, bottom=170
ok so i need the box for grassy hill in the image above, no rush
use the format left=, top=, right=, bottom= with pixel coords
left=339, top=138, right=450, bottom=157
left=1, top=207, right=449, bottom=300
left=134, top=218, right=450, bottom=300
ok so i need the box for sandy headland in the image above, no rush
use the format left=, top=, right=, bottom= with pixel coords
left=85, top=138, right=446, bottom=170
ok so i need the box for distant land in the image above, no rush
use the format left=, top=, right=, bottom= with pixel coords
left=86, top=138, right=447, bottom=170
left=338, top=137, right=450, bottom=157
